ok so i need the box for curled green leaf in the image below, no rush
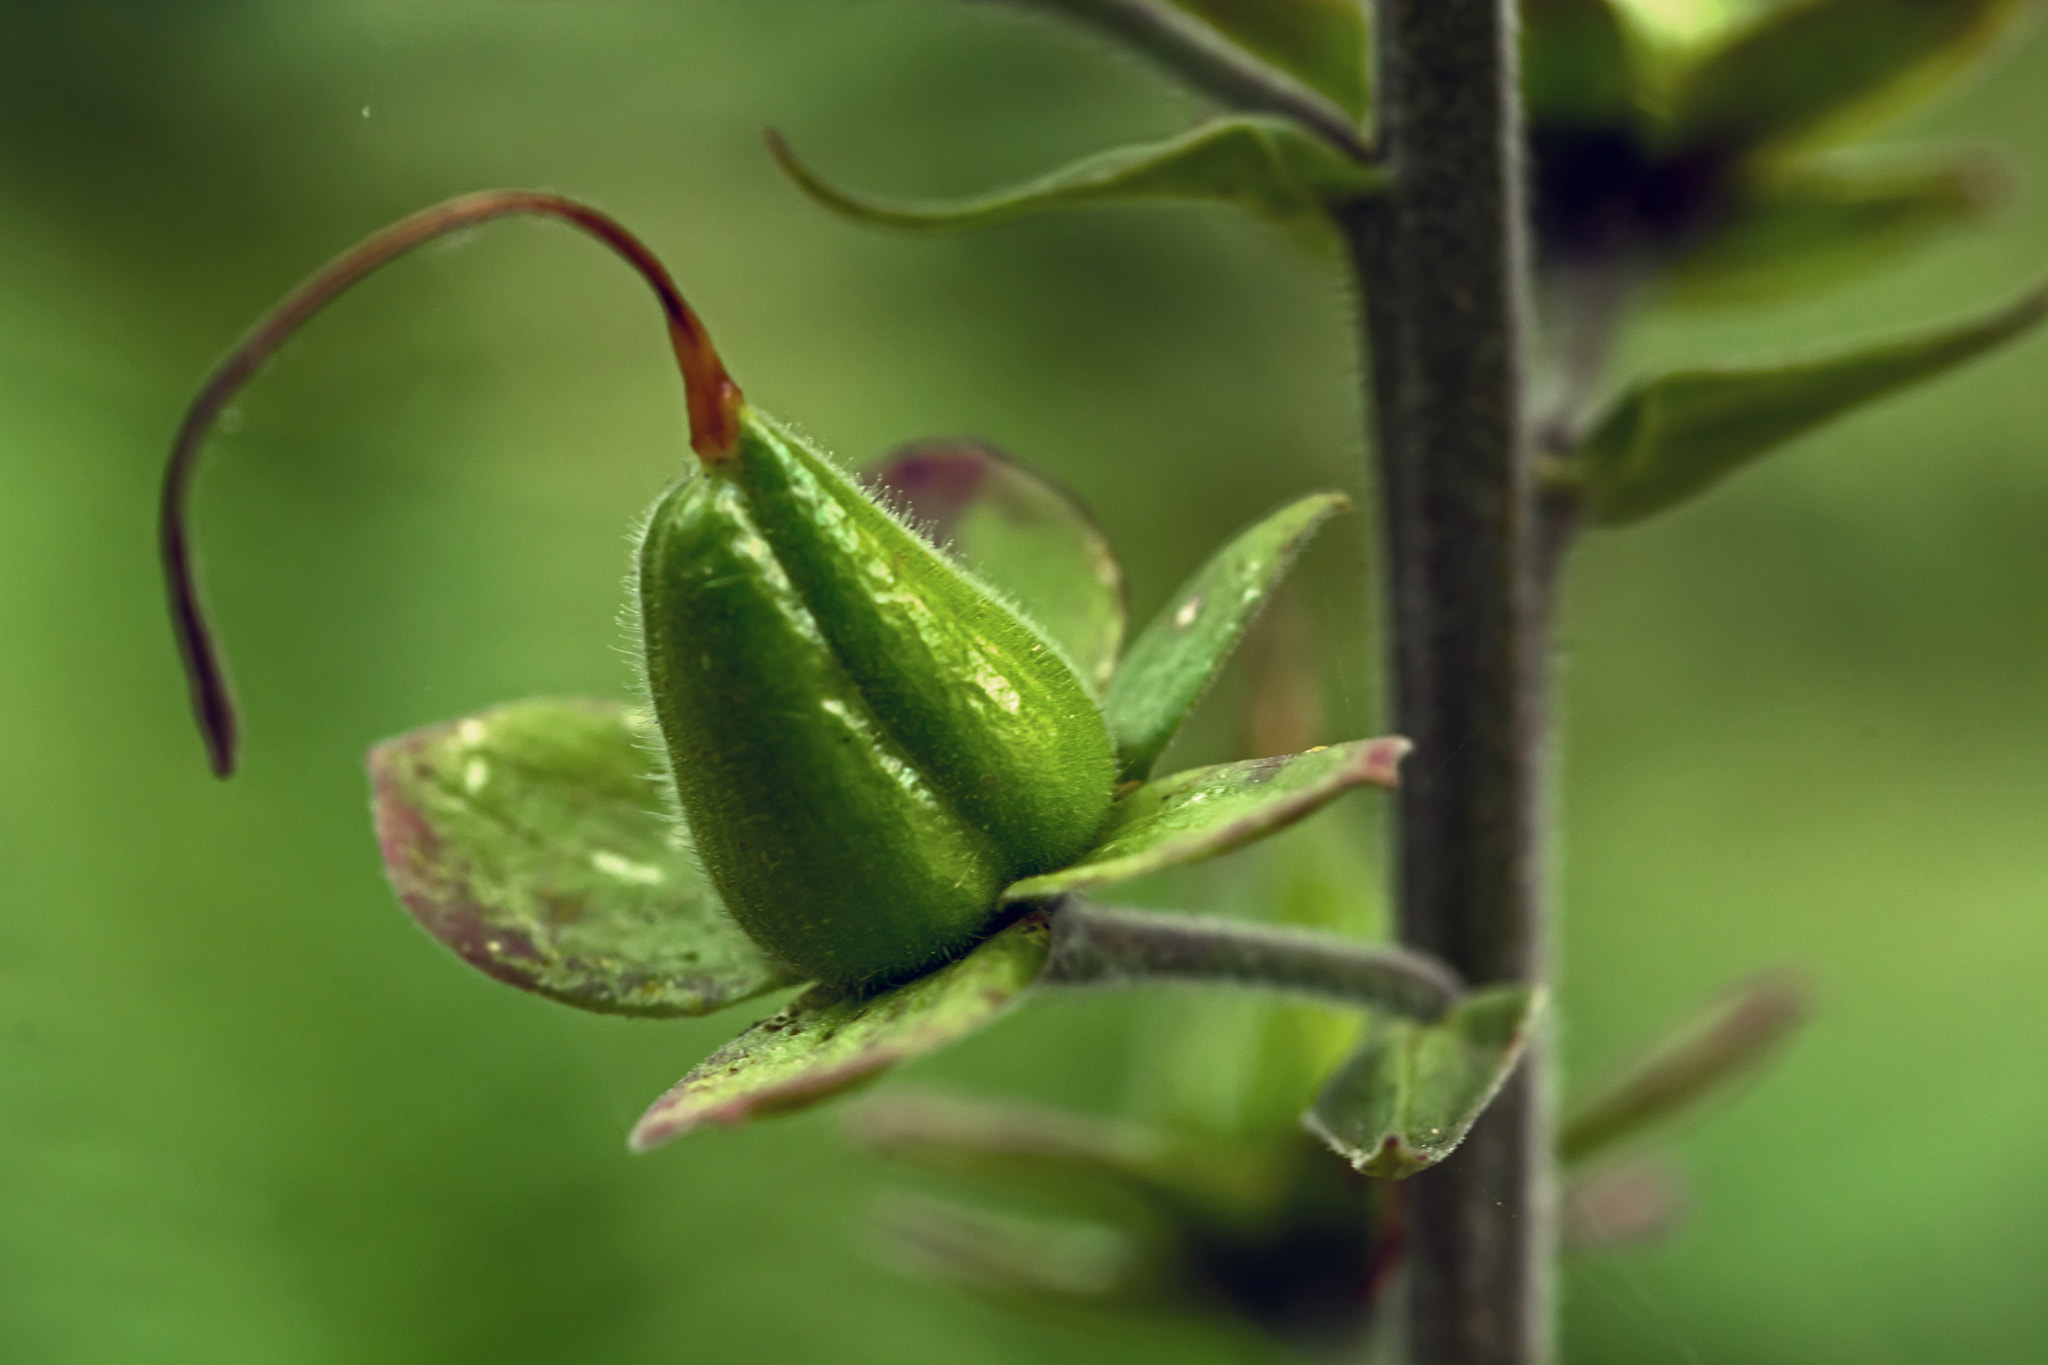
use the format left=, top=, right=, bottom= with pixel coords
left=369, top=698, right=797, bottom=1018
left=1561, top=971, right=1810, bottom=1164
left=629, top=912, right=1052, bottom=1151
left=1304, top=985, right=1545, bottom=1179
left=1107, top=491, right=1349, bottom=781
left=1003, top=739, right=1406, bottom=902
left=767, top=117, right=1385, bottom=234
left=1566, top=278, right=2048, bottom=525
left=1167, top=0, right=1371, bottom=117
left=1669, top=151, right=2008, bottom=303
left=1658, top=0, right=2032, bottom=158
left=863, top=440, right=1126, bottom=697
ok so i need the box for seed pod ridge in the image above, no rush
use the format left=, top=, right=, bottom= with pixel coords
left=727, top=414, right=1116, bottom=878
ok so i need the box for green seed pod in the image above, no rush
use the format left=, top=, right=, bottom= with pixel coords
left=641, top=410, right=1115, bottom=985
left=161, top=191, right=1116, bottom=990
left=638, top=472, right=1014, bottom=985
left=718, top=413, right=1114, bottom=876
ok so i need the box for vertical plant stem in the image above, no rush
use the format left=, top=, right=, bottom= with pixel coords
left=1338, top=1, right=1552, bottom=1362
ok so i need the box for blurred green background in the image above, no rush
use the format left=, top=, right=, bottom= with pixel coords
left=3, top=2, right=2045, bottom=1361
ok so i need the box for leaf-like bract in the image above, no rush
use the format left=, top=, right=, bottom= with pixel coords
left=1304, top=986, right=1544, bottom=1179
left=629, top=913, right=1052, bottom=1150
left=1107, top=491, right=1348, bottom=780
left=1003, top=739, right=1405, bottom=901
left=1568, top=280, right=2048, bottom=525
left=864, top=440, right=1126, bottom=697
left=768, top=117, right=1385, bottom=234
left=1560, top=971, right=1809, bottom=1164
left=369, top=698, right=796, bottom=1017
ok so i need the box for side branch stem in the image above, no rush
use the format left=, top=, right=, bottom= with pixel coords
left=987, top=0, right=1375, bottom=161
left=1042, top=899, right=1462, bottom=1020
left=1340, top=0, right=1552, bottom=1360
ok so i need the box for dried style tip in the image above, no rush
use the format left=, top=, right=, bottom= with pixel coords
left=159, top=191, right=738, bottom=774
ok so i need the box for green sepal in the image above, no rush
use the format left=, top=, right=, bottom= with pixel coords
left=1656, top=0, right=2031, bottom=159
left=1667, top=150, right=2007, bottom=304
left=862, top=440, right=1126, bottom=698
left=768, top=117, right=1386, bottom=234
left=1106, top=491, right=1348, bottom=781
left=1166, top=0, right=1371, bottom=117
left=1523, top=0, right=1641, bottom=130
left=1304, top=985, right=1545, bottom=1179
left=1564, top=279, right=2048, bottom=526
left=367, top=697, right=798, bottom=1018
left=629, top=912, right=1052, bottom=1151
left=1561, top=971, right=1808, bottom=1165
left=1002, top=738, right=1406, bottom=901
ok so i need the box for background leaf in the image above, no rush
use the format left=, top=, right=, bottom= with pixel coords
left=855, top=1093, right=1400, bottom=1342
left=1561, top=971, right=1810, bottom=1164
left=850, top=1089, right=1193, bottom=1224
left=1658, top=0, right=2031, bottom=158
left=629, top=913, right=1052, bottom=1150
left=1004, top=738, right=1405, bottom=900
left=863, top=439, right=1126, bottom=696
left=768, top=117, right=1385, bottom=234
left=1106, top=491, right=1348, bottom=780
left=1166, top=0, right=1371, bottom=117
left=1568, top=279, right=2048, bottom=525
left=1304, top=986, right=1544, bottom=1179
left=369, top=698, right=796, bottom=1017
left=872, top=1194, right=1155, bottom=1310
left=1668, top=150, right=2008, bottom=302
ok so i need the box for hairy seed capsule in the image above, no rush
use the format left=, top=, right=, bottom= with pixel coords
left=638, top=472, right=1008, bottom=985
left=639, top=410, right=1115, bottom=986
left=723, top=414, right=1115, bottom=876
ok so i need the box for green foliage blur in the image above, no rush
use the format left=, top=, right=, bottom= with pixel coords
left=3, top=2, right=2045, bottom=1362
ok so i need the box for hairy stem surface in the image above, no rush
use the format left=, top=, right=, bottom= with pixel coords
left=987, top=0, right=1375, bottom=160
left=1042, top=898, right=1464, bottom=1019
left=1340, top=0, right=1553, bottom=1360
